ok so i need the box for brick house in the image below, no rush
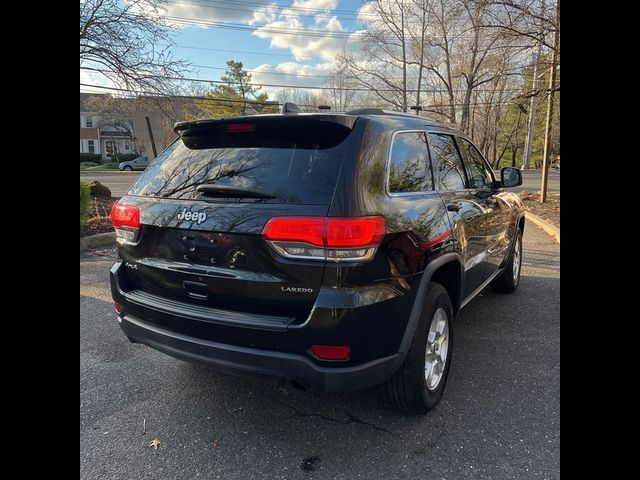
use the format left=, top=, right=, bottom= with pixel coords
left=80, top=92, right=191, bottom=161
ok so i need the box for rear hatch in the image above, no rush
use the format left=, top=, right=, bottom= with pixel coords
left=115, top=115, right=358, bottom=325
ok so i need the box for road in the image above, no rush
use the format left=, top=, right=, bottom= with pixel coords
left=80, top=170, right=559, bottom=197
left=80, top=225, right=559, bottom=480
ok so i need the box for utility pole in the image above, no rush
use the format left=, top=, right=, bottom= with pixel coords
left=522, top=43, right=542, bottom=170
left=540, top=0, right=560, bottom=203
left=145, top=116, right=158, bottom=158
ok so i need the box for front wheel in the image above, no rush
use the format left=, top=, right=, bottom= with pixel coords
left=123, top=166, right=133, bottom=171
left=491, top=228, right=523, bottom=293
left=383, top=282, right=454, bottom=414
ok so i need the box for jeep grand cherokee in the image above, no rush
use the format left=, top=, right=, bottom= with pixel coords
left=110, top=107, right=524, bottom=413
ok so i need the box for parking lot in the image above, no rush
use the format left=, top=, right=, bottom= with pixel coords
left=80, top=225, right=559, bottom=479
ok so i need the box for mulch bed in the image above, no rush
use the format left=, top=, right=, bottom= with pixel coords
left=80, top=196, right=117, bottom=238
left=520, top=192, right=560, bottom=229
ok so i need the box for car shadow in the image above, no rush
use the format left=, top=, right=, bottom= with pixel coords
left=81, top=269, right=559, bottom=477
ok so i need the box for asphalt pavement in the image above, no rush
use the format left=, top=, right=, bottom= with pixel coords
left=80, top=225, right=559, bottom=480
left=80, top=170, right=559, bottom=197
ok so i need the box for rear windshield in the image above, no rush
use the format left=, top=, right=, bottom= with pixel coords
left=128, top=118, right=354, bottom=205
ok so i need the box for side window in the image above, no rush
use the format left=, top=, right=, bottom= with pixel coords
left=457, top=138, right=493, bottom=189
left=388, top=131, right=432, bottom=193
left=427, top=133, right=466, bottom=190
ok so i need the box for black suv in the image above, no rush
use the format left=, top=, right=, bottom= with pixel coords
left=110, top=107, right=524, bottom=413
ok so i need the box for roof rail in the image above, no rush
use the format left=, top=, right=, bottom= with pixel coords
left=345, top=108, right=424, bottom=119
left=281, top=102, right=301, bottom=115
left=346, top=108, right=385, bottom=115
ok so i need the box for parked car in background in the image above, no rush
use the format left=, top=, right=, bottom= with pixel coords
left=119, top=155, right=149, bottom=171
left=110, top=106, right=525, bottom=414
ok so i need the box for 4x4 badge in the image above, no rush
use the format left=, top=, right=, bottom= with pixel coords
left=177, top=208, right=207, bottom=225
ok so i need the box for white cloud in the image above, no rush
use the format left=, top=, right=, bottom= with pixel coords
left=151, top=0, right=277, bottom=27
left=251, top=61, right=336, bottom=97
left=80, top=69, right=117, bottom=93
left=292, top=0, right=338, bottom=10
left=252, top=6, right=356, bottom=62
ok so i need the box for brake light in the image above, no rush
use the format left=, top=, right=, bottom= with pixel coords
left=110, top=202, right=140, bottom=243
left=311, top=345, right=351, bottom=361
left=223, top=123, right=256, bottom=133
left=263, top=218, right=325, bottom=246
left=262, top=216, right=385, bottom=262
left=326, top=217, right=385, bottom=247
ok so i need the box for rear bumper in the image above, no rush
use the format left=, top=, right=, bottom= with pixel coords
left=119, top=313, right=401, bottom=392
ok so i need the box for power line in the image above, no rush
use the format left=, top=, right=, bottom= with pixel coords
left=82, top=67, right=528, bottom=93
left=166, top=16, right=355, bottom=38
left=174, top=44, right=332, bottom=60
left=192, top=64, right=333, bottom=79
left=195, top=0, right=368, bottom=17
left=165, top=0, right=374, bottom=22
left=80, top=82, right=531, bottom=108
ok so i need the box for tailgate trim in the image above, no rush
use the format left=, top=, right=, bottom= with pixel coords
left=122, top=289, right=295, bottom=331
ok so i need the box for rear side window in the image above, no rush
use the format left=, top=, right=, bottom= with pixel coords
left=457, top=137, right=494, bottom=189
left=428, top=133, right=466, bottom=191
left=128, top=119, right=353, bottom=205
left=388, top=131, right=432, bottom=193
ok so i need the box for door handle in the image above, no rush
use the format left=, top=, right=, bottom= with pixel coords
left=447, top=202, right=463, bottom=212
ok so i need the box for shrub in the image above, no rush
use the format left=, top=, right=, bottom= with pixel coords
left=80, top=181, right=91, bottom=223
left=80, top=153, right=102, bottom=164
left=88, top=180, right=112, bottom=198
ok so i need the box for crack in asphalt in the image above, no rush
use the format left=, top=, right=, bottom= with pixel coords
left=282, top=402, right=395, bottom=435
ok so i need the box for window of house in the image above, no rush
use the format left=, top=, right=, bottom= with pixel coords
left=388, top=131, right=432, bottom=193
left=85, top=116, right=93, bottom=128
left=124, top=142, right=131, bottom=151
left=456, top=137, right=494, bottom=189
left=427, top=133, right=466, bottom=191
left=88, top=140, right=95, bottom=154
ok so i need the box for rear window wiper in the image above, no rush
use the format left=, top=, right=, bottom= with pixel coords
left=196, top=184, right=276, bottom=199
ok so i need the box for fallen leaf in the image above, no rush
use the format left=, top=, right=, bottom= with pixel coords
left=213, top=441, right=219, bottom=448
left=149, top=438, right=161, bottom=449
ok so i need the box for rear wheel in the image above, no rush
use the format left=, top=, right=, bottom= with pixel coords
left=383, top=283, right=454, bottom=414
left=491, top=228, right=522, bottom=293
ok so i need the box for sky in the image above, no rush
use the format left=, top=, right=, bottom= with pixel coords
left=80, top=0, right=371, bottom=99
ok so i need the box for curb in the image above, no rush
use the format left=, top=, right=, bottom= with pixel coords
left=525, top=211, right=560, bottom=244
left=80, top=232, right=116, bottom=252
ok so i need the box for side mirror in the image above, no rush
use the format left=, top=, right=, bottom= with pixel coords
left=501, top=167, right=522, bottom=187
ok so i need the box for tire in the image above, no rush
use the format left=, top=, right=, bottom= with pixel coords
left=124, top=166, right=133, bottom=171
left=491, top=228, right=523, bottom=293
left=383, top=282, right=454, bottom=414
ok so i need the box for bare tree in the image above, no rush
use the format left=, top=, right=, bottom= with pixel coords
left=320, top=56, right=363, bottom=111
left=338, top=0, right=413, bottom=111
left=80, top=0, right=187, bottom=93
left=274, top=88, right=321, bottom=111
left=484, top=0, right=559, bottom=55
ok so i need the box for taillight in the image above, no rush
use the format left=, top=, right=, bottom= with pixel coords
left=110, top=201, right=140, bottom=244
left=311, top=345, right=351, bottom=361
left=263, top=217, right=325, bottom=246
left=262, top=216, right=385, bottom=262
